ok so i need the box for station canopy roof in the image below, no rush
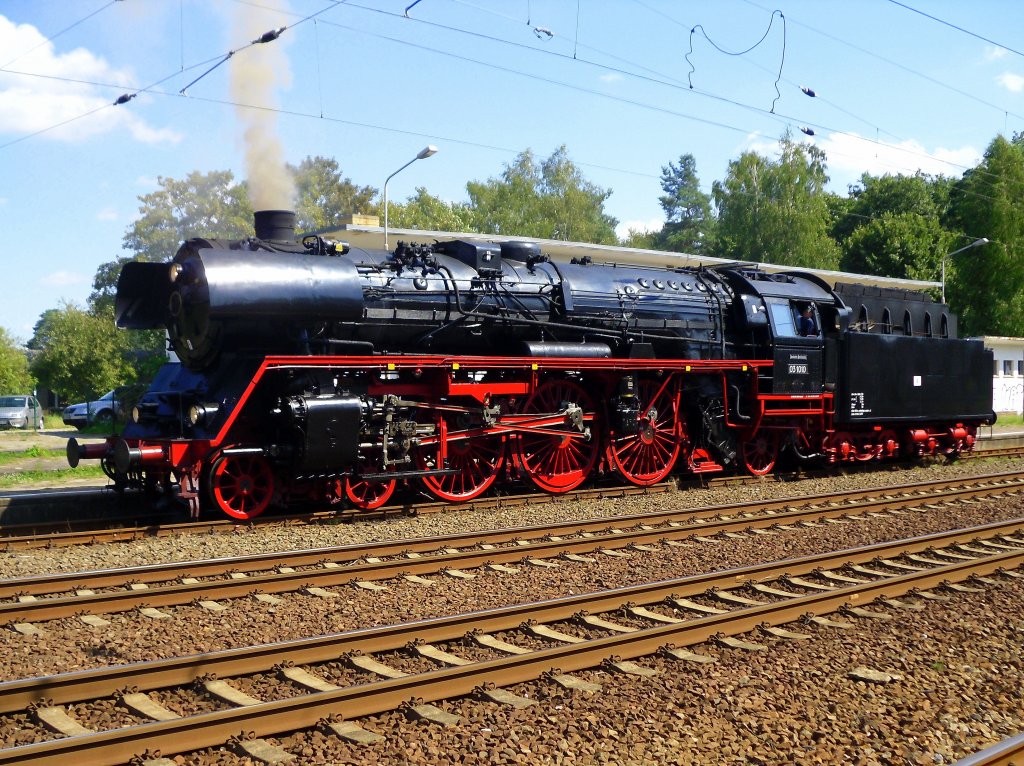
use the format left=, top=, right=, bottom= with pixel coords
left=315, top=223, right=940, bottom=293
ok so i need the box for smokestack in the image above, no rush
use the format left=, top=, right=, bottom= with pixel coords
left=254, top=210, right=296, bottom=242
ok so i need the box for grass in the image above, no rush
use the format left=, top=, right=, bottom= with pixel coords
left=994, top=412, right=1024, bottom=427
left=0, top=448, right=66, bottom=465
left=0, top=465, right=106, bottom=488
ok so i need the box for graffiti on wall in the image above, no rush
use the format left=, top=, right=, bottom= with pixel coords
left=994, top=378, right=1024, bottom=414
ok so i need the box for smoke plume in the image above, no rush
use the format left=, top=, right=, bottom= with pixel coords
left=230, top=3, right=294, bottom=211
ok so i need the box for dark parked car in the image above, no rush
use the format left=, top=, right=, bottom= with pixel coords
left=0, top=395, right=44, bottom=430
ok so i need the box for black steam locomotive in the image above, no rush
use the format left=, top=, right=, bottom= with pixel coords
left=68, top=210, right=994, bottom=519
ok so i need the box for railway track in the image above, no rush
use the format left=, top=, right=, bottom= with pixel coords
left=2, top=446, right=1021, bottom=548
left=1, top=520, right=1021, bottom=765
left=2, top=470, right=1022, bottom=626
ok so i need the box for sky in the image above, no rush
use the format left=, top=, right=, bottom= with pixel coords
left=1, top=0, right=1022, bottom=342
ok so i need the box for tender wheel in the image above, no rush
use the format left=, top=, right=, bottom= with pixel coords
left=343, top=463, right=397, bottom=511
left=208, top=453, right=275, bottom=519
left=855, top=433, right=881, bottom=462
left=828, top=431, right=855, bottom=462
left=879, top=429, right=900, bottom=458
left=742, top=429, right=779, bottom=476
left=513, top=379, right=599, bottom=493
left=416, top=415, right=505, bottom=502
left=607, top=379, right=681, bottom=486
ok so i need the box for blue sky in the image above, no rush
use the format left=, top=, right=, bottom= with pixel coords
left=1, top=0, right=1022, bottom=342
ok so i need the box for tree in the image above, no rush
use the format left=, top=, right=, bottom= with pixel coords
left=712, top=131, right=841, bottom=269
left=292, top=155, right=377, bottom=231
left=466, top=146, right=618, bottom=243
left=832, top=172, right=955, bottom=281
left=0, top=329, right=33, bottom=394
left=387, top=187, right=474, bottom=232
left=947, top=135, right=1024, bottom=335
left=29, top=304, right=142, bottom=403
left=90, top=170, right=253, bottom=309
left=652, top=154, right=714, bottom=253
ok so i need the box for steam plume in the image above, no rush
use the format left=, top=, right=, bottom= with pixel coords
left=230, top=4, right=294, bottom=211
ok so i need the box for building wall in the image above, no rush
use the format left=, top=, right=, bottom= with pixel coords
left=984, top=336, right=1024, bottom=415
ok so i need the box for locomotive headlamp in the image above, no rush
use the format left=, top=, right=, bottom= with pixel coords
left=189, top=403, right=219, bottom=426
left=169, top=263, right=183, bottom=282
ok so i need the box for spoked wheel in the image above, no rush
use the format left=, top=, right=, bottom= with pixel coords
left=513, top=379, right=599, bottom=493
left=343, top=462, right=397, bottom=511
left=606, top=379, right=681, bottom=486
left=416, top=415, right=505, bottom=502
left=742, top=429, right=780, bottom=476
left=208, top=452, right=275, bottom=520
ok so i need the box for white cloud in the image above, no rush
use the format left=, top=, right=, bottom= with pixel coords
left=599, top=73, right=624, bottom=83
left=96, top=207, right=118, bottom=222
left=0, top=16, right=181, bottom=145
left=817, top=132, right=982, bottom=180
left=997, top=71, right=1024, bottom=93
left=737, top=131, right=980, bottom=185
left=985, top=46, right=1008, bottom=61
left=39, top=271, right=88, bottom=288
left=616, top=217, right=663, bottom=240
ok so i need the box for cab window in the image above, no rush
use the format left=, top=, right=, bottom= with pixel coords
left=768, top=301, right=797, bottom=336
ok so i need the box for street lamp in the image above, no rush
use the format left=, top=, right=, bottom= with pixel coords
left=942, top=237, right=989, bottom=304
left=383, top=145, right=438, bottom=251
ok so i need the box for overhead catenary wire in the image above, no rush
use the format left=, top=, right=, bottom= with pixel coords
left=885, top=0, right=1024, bottom=59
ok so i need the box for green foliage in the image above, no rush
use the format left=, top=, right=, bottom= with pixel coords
left=947, top=135, right=1024, bottom=335
left=387, top=187, right=474, bottom=232
left=466, top=146, right=618, bottom=243
left=712, top=131, right=840, bottom=269
left=651, top=154, right=714, bottom=253
left=0, top=329, right=33, bottom=394
left=29, top=304, right=139, bottom=403
left=832, top=172, right=956, bottom=283
left=292, top=155, right=378, bottom=231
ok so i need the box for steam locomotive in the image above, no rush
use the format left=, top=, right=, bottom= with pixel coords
left=68, top=210, right=994, bottom=519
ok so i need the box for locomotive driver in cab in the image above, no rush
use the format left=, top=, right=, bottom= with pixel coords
left=798, top=304, right=818, bottom=337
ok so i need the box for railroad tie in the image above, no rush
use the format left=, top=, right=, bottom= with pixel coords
left=547, top=673, right=602, bottom=692
left=880, top=597, right=924, bottom=611
left=806, top=615, right=853, bottom=628
left=347, top=654, right=408, bottom=678
left=443, top=568, right=476, bottom=579
left=303, top=586, right=341, bottom=598
left=35, top=705, right=93, bottom=736
left=605, top=659, right=659, bottom=677
left=254, top=593, right=282, bottom=604
left=932, top=549, right=977, bottom=561
left=79, top=614, right=110, bottom=627
left=12, top=622, right=45, bottom=635
left=628, top=605, right=683, bottom=624
left=715, top=636, right=768, bottom=652
left=760, top=626, right=812, bottom=640
left=198, top=600, right=228, bottom=612
left=478, top=687, right=536, bottom=709
left=232, top=738, right=295, bottom=764
left=905, top=553, right=952, bottom=566
left=563, top=553, right=596, bottom=563
left=472, top=633, right=532, bottom=654
left=713, top=590, right=767, bottom=606
left=598, top=548, right=629, bottom=558
left=751, top=583, right=799, bottom=599
left=943, top=582, right=983, bottom=593
left=842, top=606, right=893, bottom=620
left=352, top=580, right=388, bottom=592
left=324, top=719, right=385, bottom=744
left=670, top=597, right=727, bottom=615
left=816, top=570, right=870, bottom=585
left=487, top=563, right=520, bottom=573
left=402, top=574, right=434, bottom=585
left=783, top=576, right=836, bottom=591
left=526, top=558, right=559, bottom=568
left=203, top=679, right=263, bottom=706
left=913, top=590, right=950, bottom=602
left=578, top=614, right=637, bottom=633
left=280, top=666, right=340, bottom=692
left=121, top=692, right=181, bottom=721
left=414, top=643, right=473, bottom=666
left=979, top=540, right=1022, bottom=551
left=138, top=607, right=171, bottom=620
left=528, top=623, right=587, bottom=643
left=661, top=647, right=716, bottom=663
left=406, top=703, right=461, bottom=726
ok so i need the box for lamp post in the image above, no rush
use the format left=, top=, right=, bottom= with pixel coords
left=383, top=145, right=438, bottom=251
left=942, top=237, right=989, bottom=304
